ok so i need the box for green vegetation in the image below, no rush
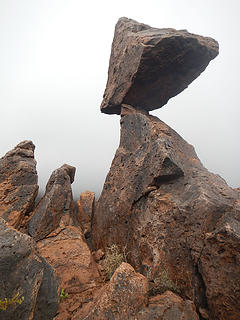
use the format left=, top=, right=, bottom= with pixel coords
left=103, top=244, right=125, bottom=280
left=151, top=267, right=180, bottom=295
left=0, top=291, right=24, bottom=311
left=59, top=289, right=68, bottom=302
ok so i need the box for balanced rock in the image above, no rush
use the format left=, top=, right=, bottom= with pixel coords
left=76, top=190, right=95, bottom=237
left=0, top=217, right=58, bottom=320
left=28, top=164, right=75, bottom=241
left=101, top=17, right=219, bottom=114
left=92, top=107, right=240, bottom=319
left=0, top=141, right=38, bottom=229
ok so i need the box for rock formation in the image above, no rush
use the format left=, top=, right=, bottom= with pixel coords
left=0, top=17, right=239, bottom=320
left=0, top=141, right=38, bottom=229
left=76, top=190, right=95, bottom=238
left=37, top=214, right=101, bottom=320
left=138, top=290, right=199, bottom=320
left=73, top=262, right=199, bottom=320
left=101, top=17, right=219, bottom=114
left=93, top=18, right=239, bottom=320
left=28, top=164, right=75, bottom=241
left=0, top=217, right=58, bottom=320
left=92, top=106, right=240, bottom=319
left=26, top=163, right=101, bottom=319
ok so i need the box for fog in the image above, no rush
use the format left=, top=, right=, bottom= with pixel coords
left=0, top=0, right=239, bottom=199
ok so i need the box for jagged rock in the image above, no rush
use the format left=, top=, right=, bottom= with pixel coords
left=76, top=190, right=95, bottom=237
left=28, top=164, right=75, bottom=241
left=75, top=262, right=148, bottom=320
left=0, top=141, right=38, bottom=229
left=37, top=214, right=101, bottom=320
left=138, top=291, right=199, bottom=320
left=200, top=217, right=240, bottom=320
left=74, top=262, right=199, bottom=320
left=101, top=17, right=219, bottom=114
left=0, top=217, right=58, bottom=320
left=92, top=108, right=240, bottom=319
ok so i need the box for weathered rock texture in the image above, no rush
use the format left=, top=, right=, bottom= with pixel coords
left=74, top=262, right=199, bottom=320
left=92, top=107, right=240, bottom=320
left=101, top=17, right=219, bottom=114
left=76, top=190, right=95, bottom=237
left=76, top=262, right=148, bottom=320
left=138, top=291, right=199, bottom=320
left=28, top=164, right=75, bottom=241
left=0, top=217, right=58, bottom=320
left=0, top=141, right=38, bottom=229
left=37, top=214, right=101, bottom=320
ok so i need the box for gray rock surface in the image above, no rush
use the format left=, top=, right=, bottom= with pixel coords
left=0, top=217, right=58, bottom=320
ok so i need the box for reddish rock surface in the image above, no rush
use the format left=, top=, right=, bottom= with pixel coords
left=76, top=190, right=95, bottom=237
left=0, top=217, right=58, bottom=320
left=200, top=217, right=240, bottom=320
left=0, top=141, right=38, bottom=229
left=37, top=214, right=101, bottom=320
left=92, top=107, right=240, bottom=319
left=101, top=17, right=218, bottom=114
left=28, top=164, right=75, bottom=241
left=138, top=291, right=199, bottom=320
left=74, top=262, right=148, bottom=320
left=73, top=262, right=199, bottom=320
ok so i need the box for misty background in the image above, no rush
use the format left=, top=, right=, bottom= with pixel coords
left=0, top=0, right=239, bottom=199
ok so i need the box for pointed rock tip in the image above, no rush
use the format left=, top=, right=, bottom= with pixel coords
left=61, top=164, right=76, bottom=184
left=16, top=140, right=35, bottom=151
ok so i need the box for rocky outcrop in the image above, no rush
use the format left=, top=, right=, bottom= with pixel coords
left=101, top=17, right=219, bottom=114
left=0, top=217, right=58, bottom=320
left=74, top=262, right=199, bottom=320
left=76, top=190, right=95, bottom=237
left=92, top=106, right=240, bottom=319
left=28, top=164, right=75, bottom=241
left=37, top=214, right=101, bottom=320
left=0, top=141, right=38, bottom=229
left=0, top=17, right=238, bottom=320
left=75, top=262, right=148, bottom=319
left=25, top=163, right=102, bottom=319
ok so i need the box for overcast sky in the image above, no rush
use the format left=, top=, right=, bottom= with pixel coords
left=0, top=0, right=239, bottom=198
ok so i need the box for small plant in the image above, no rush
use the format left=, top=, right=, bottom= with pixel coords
left=150, top=267, right=180, bottom=296
left=0, top=291, right=24, bottom=311
left=103, top=244, right=125, bottom=280
left=59, top=289, right=68, bottom=302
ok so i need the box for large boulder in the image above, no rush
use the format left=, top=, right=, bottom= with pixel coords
left=92, top=106, right=240, bottom=319
left=0, top=141, right=38, bottom=229
left=0, top=217, right=58, bottom=320
left=101, top=17, right=218, bottom=114
left=28, top=164, right=75, bottom=241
